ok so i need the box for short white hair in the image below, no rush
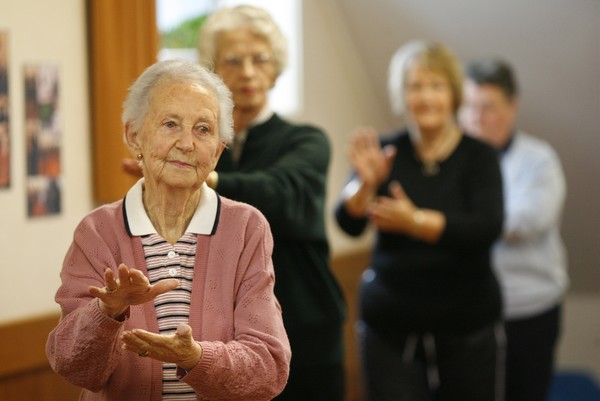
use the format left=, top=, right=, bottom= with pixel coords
left=197, top=5, right=288, bottom=77
left=122, top=59, right=234, bottom=143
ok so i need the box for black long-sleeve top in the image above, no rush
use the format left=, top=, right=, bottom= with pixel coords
left=215, top=113, right=346, bottom=365
left=335, top=130, right=503, bottom=338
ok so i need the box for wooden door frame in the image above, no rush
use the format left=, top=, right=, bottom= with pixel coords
left=87, top=0, right=159, bottom=203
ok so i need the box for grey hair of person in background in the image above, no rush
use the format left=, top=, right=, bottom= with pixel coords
left=122, top=59, right=234, bottom=144
left=387, top=40, right=464, bottom=117
left=197, top=5, right=289, bottom=77
left=465, top=58, right=519, bottom=99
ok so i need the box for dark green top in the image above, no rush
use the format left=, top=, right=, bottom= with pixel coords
left=215, top=113, right=346, bottom=365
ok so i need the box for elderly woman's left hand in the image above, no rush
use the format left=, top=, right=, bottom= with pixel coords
left=121, top=323, right=203, bottom=371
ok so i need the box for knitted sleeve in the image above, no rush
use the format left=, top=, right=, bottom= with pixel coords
left=181, top=204, right=291, bottom=400
left=45, top=205, right=133, bottom=391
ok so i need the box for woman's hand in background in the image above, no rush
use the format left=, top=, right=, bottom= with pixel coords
left=348, top=126, right=396, bottom=189
left=368, top=181, right=417, bottom=233
left=369, top=181, right=445, bottom=243
left=122, top=158, right=143, bottom=177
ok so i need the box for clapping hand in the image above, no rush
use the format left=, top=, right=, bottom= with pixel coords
left=349, top=126, right=396, bottom=189
left=368, top=181, right=416, bottom=233
left=343, top=127, right=397, bottom=217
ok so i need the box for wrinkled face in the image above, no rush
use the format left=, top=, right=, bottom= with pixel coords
left=214, top=28, right=277, bottom=114
left=126, top=80, right=225, bottom=191
left=404, top=63, right=455, bottom=133
left=459, top=80, right=517, bottom=149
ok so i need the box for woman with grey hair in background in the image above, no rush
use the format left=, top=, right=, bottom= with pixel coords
left=47, top=59, right=291, bottom=401
left=199, top=5, right=347, bottom=401
left=335, top=41, right=505, bottom=400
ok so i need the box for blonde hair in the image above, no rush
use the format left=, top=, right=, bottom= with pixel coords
left=197, top=5, right=288, bottom=77
left=388, top=40, right=463, bottom=116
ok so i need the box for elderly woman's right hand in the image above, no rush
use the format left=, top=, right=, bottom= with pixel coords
left=89, top=263, right=179, bottom=320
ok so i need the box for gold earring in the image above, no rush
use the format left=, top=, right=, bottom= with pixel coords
left=136, top=153, right=143, bottom=160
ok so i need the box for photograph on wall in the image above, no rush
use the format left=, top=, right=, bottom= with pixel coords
left=24, top=64, right=61, bottom=217
left=0, top=31, right=9, bottom=188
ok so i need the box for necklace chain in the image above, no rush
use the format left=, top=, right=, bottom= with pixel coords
left=414, top=128, right=460, bottom=176
left=421, top=161, right=440, bottom=176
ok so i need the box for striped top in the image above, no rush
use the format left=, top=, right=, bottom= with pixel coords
left=143, top=232, right=197, bottom=400
left=123, top=179, right=219, bottom=401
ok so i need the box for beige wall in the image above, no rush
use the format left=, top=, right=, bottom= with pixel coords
left=300, top=0, right=384, bottom=254
left=558, top=294, right=600, bottom=379
left=0, top=0, right=92, bottom=323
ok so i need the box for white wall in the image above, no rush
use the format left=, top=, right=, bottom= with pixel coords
left=0, top=0, right=92, bottom=323
left=298, top=0, right=390, bottom=255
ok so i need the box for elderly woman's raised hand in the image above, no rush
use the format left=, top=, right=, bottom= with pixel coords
left=89, top=263, right=179, bottom=320
left=121, top=323, right=203, bottom=371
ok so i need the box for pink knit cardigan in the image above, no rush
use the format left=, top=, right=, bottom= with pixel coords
left=46, top=196, right=291, bottom=401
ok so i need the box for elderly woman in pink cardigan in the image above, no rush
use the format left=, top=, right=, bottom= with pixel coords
left=46, top=60, right=290, bottom=401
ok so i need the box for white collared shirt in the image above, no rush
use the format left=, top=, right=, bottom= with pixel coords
left=124, top=178, right=219, bottom=236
